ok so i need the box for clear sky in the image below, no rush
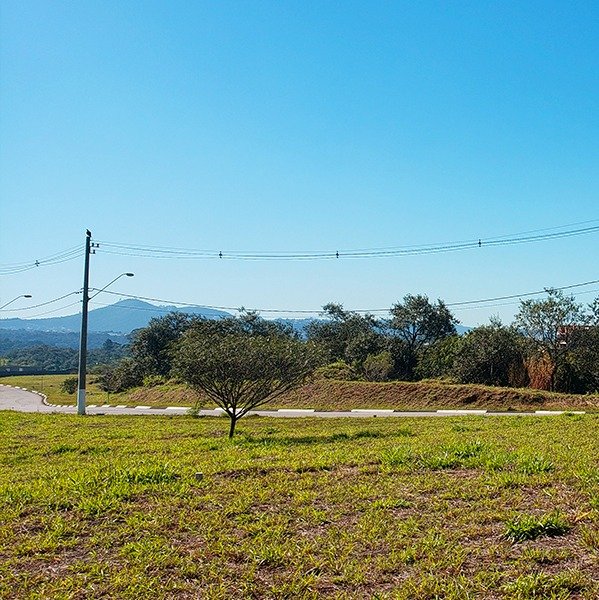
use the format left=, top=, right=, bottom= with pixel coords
left=1, top=1, right=598, bottom=326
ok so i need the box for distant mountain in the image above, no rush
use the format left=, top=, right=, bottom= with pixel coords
left=0, top=299, right=233, bottom=334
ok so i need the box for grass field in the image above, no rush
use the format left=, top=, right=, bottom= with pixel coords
left=2, top=374, right=598, bottom=412
left=1, top=412, right=597, bottom=599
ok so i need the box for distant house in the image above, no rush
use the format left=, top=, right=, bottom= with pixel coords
left=0, top=365, right=75, bottom=377
left=0, top=365, right=39, bottom=376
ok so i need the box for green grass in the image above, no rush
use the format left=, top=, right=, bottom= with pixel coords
left=1, top=412, right=598, bottom=599
left=505, top=511, right=571, bottom=542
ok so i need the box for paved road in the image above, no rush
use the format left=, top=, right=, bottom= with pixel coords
left=0, top=384, right=566, bottom=418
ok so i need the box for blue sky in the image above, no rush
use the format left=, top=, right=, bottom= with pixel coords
left=1, top=1, right=598, bottom=325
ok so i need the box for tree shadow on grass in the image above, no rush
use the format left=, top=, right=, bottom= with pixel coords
left=232, top=428, right=413, bottom=447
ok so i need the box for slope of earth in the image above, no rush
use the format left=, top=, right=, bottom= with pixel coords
left=3, top=375, right=598, bottom=412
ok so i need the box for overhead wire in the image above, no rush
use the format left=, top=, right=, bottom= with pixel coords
left=90, top=277, right=599, bottom=316
left=0, top=291, right=81, bottom=312
left=21, top=301, right=83, bottom=319
left=0, top=246, right=83, bottom=275
left=96, top=222, right=599, bottom=261
left=2, top=219, right=597, bottom=273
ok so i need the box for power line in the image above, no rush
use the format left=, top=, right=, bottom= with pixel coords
left=0, top=246, right=83, bottom=275
left=445, top=279, right=599, bottom=307
left=2, top=219, right=597, bottom=274
left=89, top=278, right=599, bottom=316
left=96, top=222, right=599, bottom=261
left=449, top=288, right=599, bottom=312
left=20, top=300, right=83, bottom=319
left=3, top=278, right=597, bottom=321
left=0, top=290, right=81, bottom=312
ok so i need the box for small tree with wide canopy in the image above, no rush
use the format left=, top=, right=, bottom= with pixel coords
left=174, top=319, right=323, bottom=437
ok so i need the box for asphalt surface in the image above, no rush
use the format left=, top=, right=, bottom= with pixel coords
left=0, top=384, right=569, bottom=418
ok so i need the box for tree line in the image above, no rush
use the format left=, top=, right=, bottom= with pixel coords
left=96, top=288, right=598, bottom=399
left=1, top=339, right=128, bottom=372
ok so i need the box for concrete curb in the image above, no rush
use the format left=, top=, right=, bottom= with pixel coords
left=351, top=409, right=395, bottom=413
left=437, top=409, right=488, bottom=415
left=535, top=410, right=586, bottom=415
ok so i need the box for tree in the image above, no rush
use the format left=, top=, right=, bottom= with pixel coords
left=416, top=335, right=462, bottom=380
left=515, top=289, right=585, bottom=391
left=174, top=322, right=323, bottom=437
left=567, top=326, right=599, bottom=393
left=563, top=297, right=599, bottom=393
left=588, top=297, right=599, bottom=326
left=388, top=295, right=458, bottom=379
left=130, top=312, right=199, bottom=378
left=453, top=319, right=527, bottom=387
left=306, top=303, right=385, bottom=370
left=95, top=358, right=143, bottom=393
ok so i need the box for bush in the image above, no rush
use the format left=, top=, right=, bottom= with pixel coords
left=362, top=351, right=393, bottom=381
left=60, top=376, right=78, bottom=395
left=143, top=375, right=167, bottom=388
left=96, top=358, right=143, bottom=393
left=315, top=360, right=358, bottom=381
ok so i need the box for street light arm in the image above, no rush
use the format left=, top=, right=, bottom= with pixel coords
left=89, top=273, right=134, bottom=299
left=0, top=294, right=33, bottom=310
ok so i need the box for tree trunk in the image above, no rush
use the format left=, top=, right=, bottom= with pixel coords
left=228, top=415, right=237, bottom=439
left=549, top=363, right=557, bottom=392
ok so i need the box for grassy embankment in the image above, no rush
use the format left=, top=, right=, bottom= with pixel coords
left=1, top=412, right=597, bottom=599
left=2, top=374, right=599, bottom=412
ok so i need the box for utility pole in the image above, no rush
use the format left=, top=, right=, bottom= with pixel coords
left=77, top=229, right=94, bottom=415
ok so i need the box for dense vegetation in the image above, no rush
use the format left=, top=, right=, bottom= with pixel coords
left=0, top=329, right=128, bottom=353
left=1, top=339, right=128, bottom=372
left=95, top=290, right=599, bottom=398
left=1, top=412, right=597, bottom=599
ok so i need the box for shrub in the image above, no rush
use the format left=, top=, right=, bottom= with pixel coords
left=416, top=336, right=462, bottom=380
left=60, top=376, right=78, bottom=395
left=143, top=375, right=166, bottom=388
left=96, top=358, right=143, bottom=393
left=315, top=360, right=358, bottom=381
left=362, top=351, right=393, bottom=381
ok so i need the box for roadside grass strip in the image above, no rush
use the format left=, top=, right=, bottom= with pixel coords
left=1, top=413, right=597, bottom=599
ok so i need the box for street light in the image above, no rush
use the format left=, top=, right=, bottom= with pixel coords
left=0, top=294, right=32, bottom=310
left=89, top=273, right=135, bottom=299
left=77, top=271, right=134, bottom=415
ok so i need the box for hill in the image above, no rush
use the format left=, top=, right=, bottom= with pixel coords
left=0, top=299, right=234, bottom=351
left=0, top=299, right=232, bottom=334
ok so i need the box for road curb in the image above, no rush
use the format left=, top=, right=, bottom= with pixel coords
left=437, top=409, right=488, bottom=415
left=351, top=409, right=395, bottom=413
